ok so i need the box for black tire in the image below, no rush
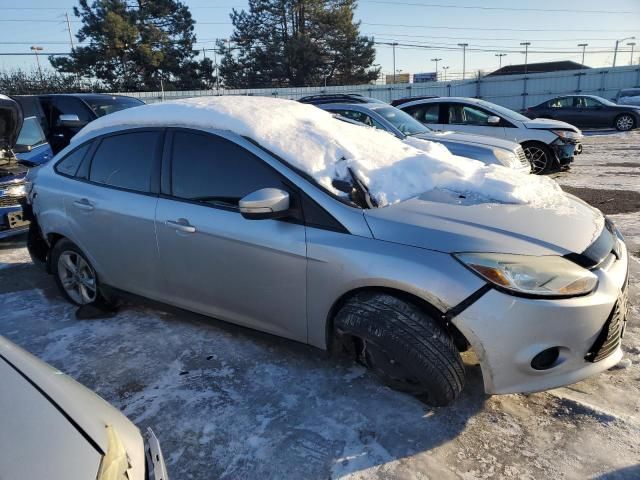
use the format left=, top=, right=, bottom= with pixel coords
left=334, top=292, right=465, bottom=406
left=522, top=141, right=554, bottom=174
left=614, top=113, right=635, bottom=132
left=51, top=238, right=103, bottom=306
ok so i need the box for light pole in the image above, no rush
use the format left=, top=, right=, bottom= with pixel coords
left=628, top=42, right=636, bottom=65
left=431, top=57, right=442, bottom=80
left=392, top=42, right=398, bottom=84
left=30, top=46, right=44, bottom=82
left=442, top=66, right=449, bottom=81
left=520, top=42, right=531, bottom=74
left=613, top=36, right=635, bottom=67
left=457, top=43, right=468, bottom=80
left=495, top=53, right=507, bottom=69
left=577, top=43, right=588, bottom=66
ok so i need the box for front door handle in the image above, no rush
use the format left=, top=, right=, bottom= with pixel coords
left=72, top=199, right=94, bottom=211
left=165, top=219, right=196, bottom=233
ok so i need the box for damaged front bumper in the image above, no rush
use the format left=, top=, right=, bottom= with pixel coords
left=550, top=138, right=578, bottom=167
left=452, top=238, right=628, bottom=395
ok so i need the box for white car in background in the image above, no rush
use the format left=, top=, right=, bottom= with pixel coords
left=396, top=97, right=583, bottom=174
left=0, top=335, right=168, bottom=480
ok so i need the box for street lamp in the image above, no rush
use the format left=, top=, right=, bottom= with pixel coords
left=431, top=57, right=442, bottom=80
left=577, top=43, right=588, bottom=67
left=495, top=53, right=507, bottom=69
left=442, top=65, right=449, bottom=82
left=520, top=42, right=531, bottom=74
left=30, top=45, right=44, bottom=82
left=391, top=42, right=399, bottom=84
left=457, top=43, right=468, bottom=80
left=628, top=42, right=636, bottom=65
left=613, top=36, right=635, bottom=67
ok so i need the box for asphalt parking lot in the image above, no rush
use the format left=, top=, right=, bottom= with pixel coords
left=1, top=130, right=639, bottom=479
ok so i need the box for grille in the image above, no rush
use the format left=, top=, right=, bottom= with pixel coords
left=585, top=285, right=628, bottom=362
left=0, top=196, right=21, bottom=208
left=515, top=146, right=529, bottom=167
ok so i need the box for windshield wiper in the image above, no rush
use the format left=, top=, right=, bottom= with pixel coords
left=331, top=168, right=378, bottom=209
left=348, top=167, right=378, bottom=208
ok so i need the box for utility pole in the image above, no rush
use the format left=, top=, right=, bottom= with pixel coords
left=577, top=43, right=588, bottom=67
left=65, top=12, right=75, bottom=51
left=520, top=42, right=531, bottom=74
left=431, top=57, right=441, bottom=80
left=495, top=53, right=507, bottom=69
left=613, top=36, right=635, bottom=67
left=392, top=42, right=398, bottom=84
left=458, top=43, right=468, bottom=80
left=628, top=42, right=636, bottom=65
left=30, top=46, right=44, bottom=82
left=442, top=65, right=449, bottom=81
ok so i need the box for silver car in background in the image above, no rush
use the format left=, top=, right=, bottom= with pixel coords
left=26, top=98, right=628, bottom=406
left=0, top=335, right=168, bottom=480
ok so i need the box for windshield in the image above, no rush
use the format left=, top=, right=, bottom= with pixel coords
left=372, top=106, right=431, bottom=136
left=619, top=89, right=640, bottom=98
left=85, top=97, right=144, bottom=118
left=475, top=100, right=531, bottom=122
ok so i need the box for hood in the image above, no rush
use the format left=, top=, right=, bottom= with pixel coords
left=363, top=189, right=605, bottom=257
left=0, top=94, right=23, bottom=151
left=415, top=130, right=519, bottom=151
left=523, top=117, right=580, bottom=133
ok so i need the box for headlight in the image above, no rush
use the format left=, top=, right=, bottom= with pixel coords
left=492, top=148, right=518, bottom=167
left=454, top=253, right=598, bottom=297
left=5, top=184, right=27, bottom=197
left=552, top=129, right=581, bottom=140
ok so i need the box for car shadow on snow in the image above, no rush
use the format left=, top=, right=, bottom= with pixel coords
left=0, top=263, right=488, bottom=479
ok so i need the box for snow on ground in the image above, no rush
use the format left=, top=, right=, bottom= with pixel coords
left=72, top=96, right=567, bottom=208
left=1, top=130, right=639, bottom=479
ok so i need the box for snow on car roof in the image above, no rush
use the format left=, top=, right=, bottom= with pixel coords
left=72, top=95, right=569, bottom=208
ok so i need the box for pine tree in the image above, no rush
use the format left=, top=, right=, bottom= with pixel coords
left=218, top=0, right=379, bottom=88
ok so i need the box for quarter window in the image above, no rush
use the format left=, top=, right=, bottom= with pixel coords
left=170, top=131, right=286, bottom=208
left=55, top=143, right=91, bottom=177
left=89, top=131, right=160, bottom=192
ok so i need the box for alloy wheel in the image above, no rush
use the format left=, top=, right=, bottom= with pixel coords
left=524, top=146, right=549, bottom=174
left=616, top=115, right=634, bottom=131
left=57, top=251, right=97, bottom=304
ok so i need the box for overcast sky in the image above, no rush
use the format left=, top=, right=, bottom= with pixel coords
left=1, top=0, right=639, bottom=80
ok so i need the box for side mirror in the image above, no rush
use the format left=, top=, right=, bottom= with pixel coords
left=58, top=114, right=86, bottom=128
left=13, top=144, right=32, bottom=153
left=487, top=115, right=501, bottom=125
left=239, top=188, right=290, bottom=220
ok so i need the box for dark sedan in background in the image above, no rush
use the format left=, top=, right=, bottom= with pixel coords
left=526, top=95, right=640, bottom=131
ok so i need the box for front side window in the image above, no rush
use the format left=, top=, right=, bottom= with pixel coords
left=170, top=131, right=286, bottom=208
left=448, top=104, right=493, bottom=125
left=89, top=131, right=160, bottom=192
left=575, top=97, right=603, bottom=108
left=17, top=117, right=46, bottom=147
left=55, top=143, right=91, bottom=177
left=51, top=97, right=94, bottom=124
left=330, top=109, right=384, bottom=129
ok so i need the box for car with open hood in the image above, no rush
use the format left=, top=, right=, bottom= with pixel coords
left=25, top=96, right=628, bottom=406
left=396, top=96, right=583, bottom=173
left=0, top=335, right=168, bottom=480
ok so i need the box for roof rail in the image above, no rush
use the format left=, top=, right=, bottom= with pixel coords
left=298, top=93, right=382, bottom=105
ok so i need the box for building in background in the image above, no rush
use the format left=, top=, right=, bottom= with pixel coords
left=385, top=73, right=410, bottom=84
left=488, top=61, right=589, bottom=76
left=413, top=72, right=438, bottom=83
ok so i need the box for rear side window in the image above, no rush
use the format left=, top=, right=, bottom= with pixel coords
left=89, top=131, right=160, bottom=192
left=549, top=97, right=572, bottom=108
left=403, top=103, right=440, bottom=123
left=55, top=143, right=91, bottom=177
left=170, top=131, right=285, bottom=208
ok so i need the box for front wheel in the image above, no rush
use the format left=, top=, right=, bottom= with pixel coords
left=334, top=292, right=466, bottom=406
left=615, top=114, right=635, bottom=132
left=51, top=239, right=100, bottom=306
left=522, top=142, right=554, bottom=174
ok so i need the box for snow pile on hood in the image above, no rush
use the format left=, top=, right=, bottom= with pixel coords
left=73, top=96, right=569, bottom=208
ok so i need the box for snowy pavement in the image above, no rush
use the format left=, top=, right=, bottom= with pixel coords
left=1, top=130, right=640, bottom=479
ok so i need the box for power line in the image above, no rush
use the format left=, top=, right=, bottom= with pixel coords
left=362, top=22, right=639, bottom=33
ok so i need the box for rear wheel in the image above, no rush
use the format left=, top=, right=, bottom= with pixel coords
left=615, top=114, right=635, bottom=132
left=51, top=239, right=100, bottom=306
left=334, top=292, right=465, bottom=406
left=522, top=142, right=554, bottom=174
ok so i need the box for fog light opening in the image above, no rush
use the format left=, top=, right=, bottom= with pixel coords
left=531, top=347, right=560, bottom=370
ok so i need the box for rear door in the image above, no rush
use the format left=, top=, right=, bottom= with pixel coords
left=546, top=96, right=578, bottom=123
left=155, top=129, right=308, bottom=341
left=441, top=102, right=507, bottom=138
left=64, top=129, right=163, bottom=297
left=572, top=96, right=610, bottom=127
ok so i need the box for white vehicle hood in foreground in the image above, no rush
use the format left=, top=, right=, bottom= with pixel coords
left=523, top=117, right=581, bottom=133
left=364, top=189, right=604, bottom=256
left=0, top=336, right=145, bottom=480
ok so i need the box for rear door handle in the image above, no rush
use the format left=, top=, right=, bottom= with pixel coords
left=165, top=219, right=196, bottom=233
left=72, top=199, right=94, bottom=211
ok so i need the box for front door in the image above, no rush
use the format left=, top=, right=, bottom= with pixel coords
left=442, top=102, right=507, bottom=138
left=155, top=129, right=308, bottom=342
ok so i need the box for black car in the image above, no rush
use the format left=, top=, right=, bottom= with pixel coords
left=525, top=95, right=640, bottom=131
left=12, top=93, right=144, bottom=153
